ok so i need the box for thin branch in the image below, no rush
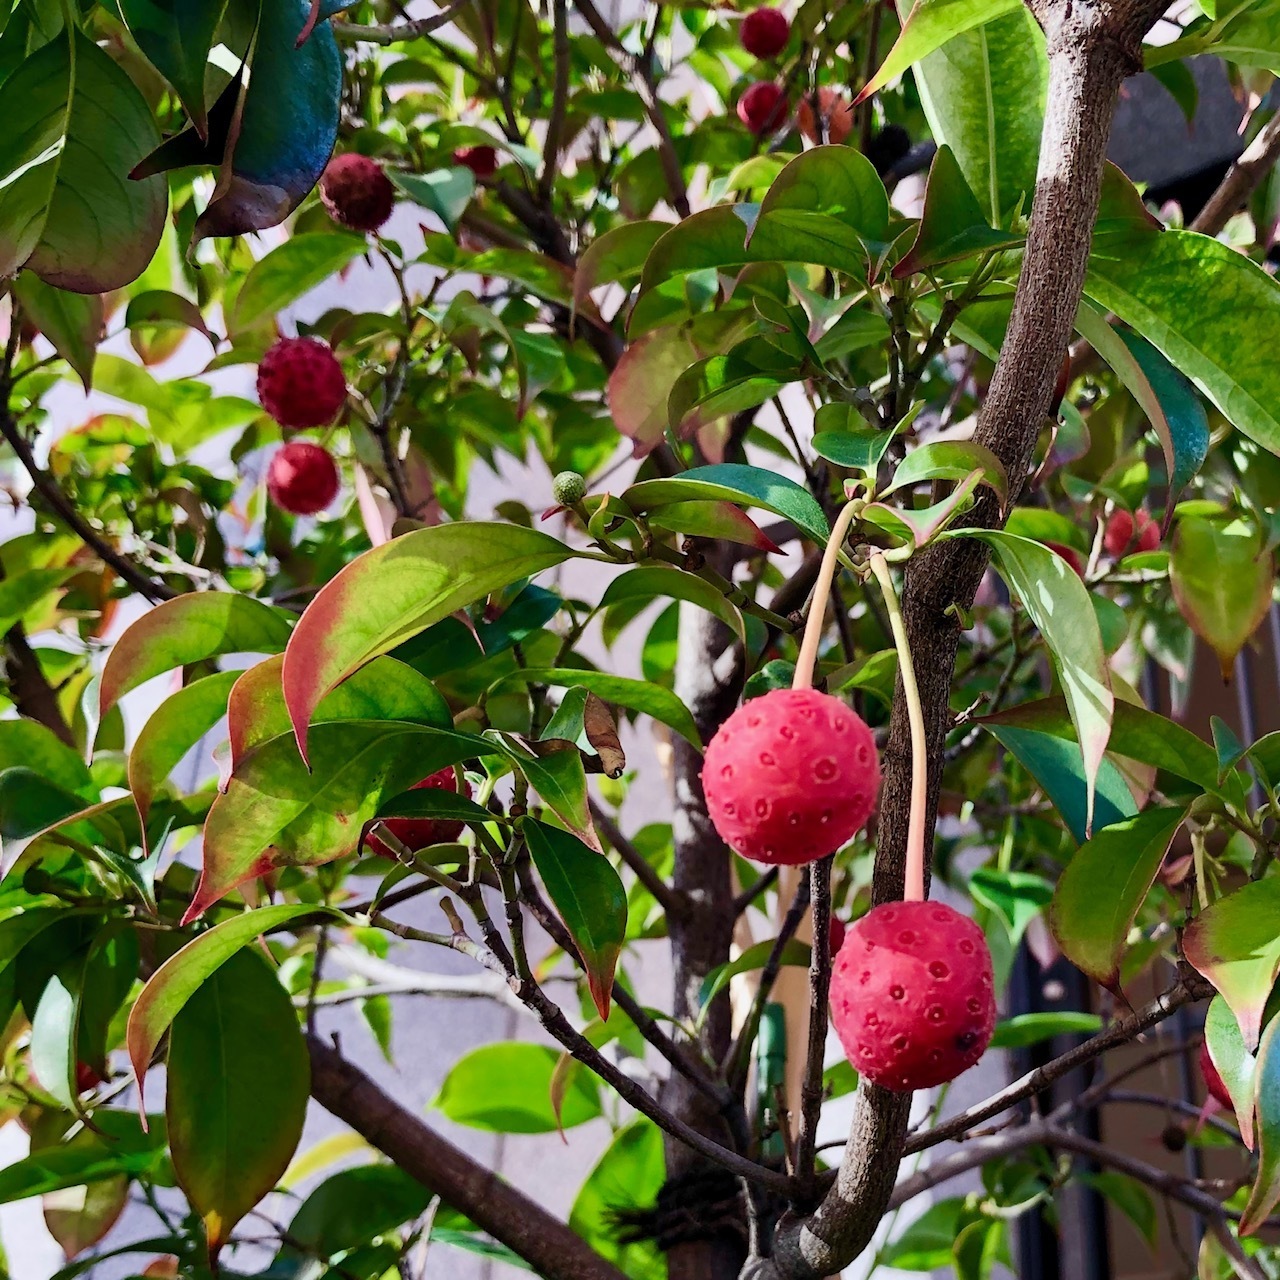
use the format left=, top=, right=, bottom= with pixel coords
left=539, top=0, right=572, bottom=201
left=734, top=866, right=780, bottom=916
left=794, top=855, right=833, bottom=1188
left=332, top=0, right=473, bottom=45
left=3, top=621, right=75, bottom=746
left=1191, top=110, right=1280, bottom=237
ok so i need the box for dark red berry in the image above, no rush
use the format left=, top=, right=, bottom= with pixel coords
left=737, top=81, right=789, bottom=136
left=1135, top=509, right=1161, bottom=553
left=1046, top=542, right=1085, bottom=578
left=257, top=337, right=347, bottom=430
left=740, top=7, right=790, bottom=58
left=75, top=1061, right=104, bottom=1093
left=455, top=145, right=498, bottom=178
left=266, top=441, right=340, bottom=516
left=319, top=153, right=396, bottom=233
left=1200, top=1039, right=1233, bottom=1110
left=828, top=916, right=847, bottom=960
left=702, top=688, right=879, bottom=866
left=1103, top=510, right=1135, bottom=559
left=367, top=768, right=473, bottom=855
left=831, top=900, right=996, bottom=1091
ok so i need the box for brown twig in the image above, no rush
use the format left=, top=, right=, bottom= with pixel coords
left=1191, top=110, right=1280, bottom=237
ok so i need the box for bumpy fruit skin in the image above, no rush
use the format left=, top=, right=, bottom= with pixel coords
left=320, top=153, right=396, bottom=232
left=702, top=687, right=879, bottom=865
left=740, top=7, right=790, bottom=58
left=1200, top=1039, right=1234, bottom=1110
left=831, top=900, right=996, bottom=1091
left=455, top=145, right=498, bottom=177
left=1104, top=508, right=1160, bottom=558
left=367, top=768, right=473, bottom=856
left=737, top=81, right=789, bottom=135
left=257, top=337, right=347, bottom=430
left=797, top=87, right=854, bottom=145
left=552, top=470, right=587, bottom=506
left=267, top=442, right=340, bottom=516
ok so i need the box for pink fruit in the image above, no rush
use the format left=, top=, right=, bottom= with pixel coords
left=1135, top=509, right=1161, bottom=553
left=831, top=900, right=996, bottom=1091
left=319, top=153, right=396, bottom=232
left=455, top=145, right=498, bottom=178
left=257, top=337, right=347, bottom=430
left=266, top=442, right=340, bottom=516
left=737, top=81, right=789, bottom=135
left=367, top=768, right=473, bottom=855
left=1103, top=510, right=1135, bottom=558
left=1200, top=1039, right=1233, bottom=1110
left=701, top=688, right=879, bottom=866
left=740, top=7, right=790, bottom=58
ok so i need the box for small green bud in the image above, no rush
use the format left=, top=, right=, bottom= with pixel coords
left=552, top=470, right=587, bottom=507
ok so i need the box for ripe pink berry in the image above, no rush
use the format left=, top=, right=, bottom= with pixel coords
left=740, top=7, right=790, bottom=58
left=1103, top=509, right=1135, bottom=558
left=257, top=337, right=347, bottom=430
left=266, top=441, right=340, bottom=516
left=1200, top=1039, right=1233, bottom=1110
left=737, top=81, right=789, bottom=136
left=1046, top=542, right=1085, bottom=578
left=319, top=153, right=396, bottom=232
left=831, top=900, right=996, bottom=1092
left=455, top=145, right=498, bottom=178
left=366, top=768, right=473, bottom=855
left=701, top=688, right=879, bottom=866
left=1135, top=509, right=1161, bottom=553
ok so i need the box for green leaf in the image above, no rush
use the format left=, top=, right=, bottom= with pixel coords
left=893, top=145, right=1023, bottom=277
left=1170, top=515, right=1274, bottom=681
left=127, top=904, right=338, bottom=1101
left=968, top=867, right=1052, bottom=947
left=419, top=234, right=579, bottom=308
left=598, top=565, right=746, bottom=651
left=167, top=947, right=308, bottom=1251
left=43, top=1174, right=130, bottom=1259
left=1082, top=1173, right=1157, bottom=1249
left=885, top=440, right=1008, bottom=508
left=988, top=1012, right=1103, bottom=1049
left=231, top=232, right=367, bottom=336
left=117, top=0, right=229, bottom=136
left=1074, top=302, right=1209, bottom=519
left=668, top=352, right=798, bottom=435
left=30, top=969, right=77, bottom=1110
left=100, top=594, right=293, bottom=718
left=647, top=501, right=784, bottom=554
left=0, top=1112, right=165, bottom=1203
left=0, top=719, right=95, bottom=800
left=376, top=786, right=499, bottom=828
left=491, top=734, right=596, bottom=849
left=569, top=1121, right=668, bottom=1280
left=1205, top=995, right=1257, bottom=1150
left=574, top=220, right=669, bottom=311
left=1241, top=1013, right=1280, bottom=1235
left=813, top=306, right=891, bottom=364
left=1049, top=806, right=1188, bottom=991
left=957, top=531, right=1113, bottom=830
left=624, top=463, right=830, bottom=546
left=699, top=937, right=811, bottom=1009
left=281, top=523, right=574, bottom=759
left=859, top=0, right=1021, bottom=102
left=191, top=723, right=503, bottom=919
left=433, top=1042, right=601, bottom=1133
left=811, top=409, right=896, bottom=472
left=0, top=29, right=166, bottom=291
left=392, top=168, right=476, bottom=232
left=128, top=671, right=240, bottom=830
left=281, top=1166, right=431, bottom=1263
left=227, top=653, right=451, bottom=773
left=882, top=1199, right=981, bottom=1270
left=487, top=666, right=701, bottom=747
left=524, top=819, right=627, bottom=1019
left=906, top=4, right=1047, bottom=223
left=1184, top=878, right=1280, bottom=1051
left=12, top=274, right=102, bottom=390
left=0, top=564, right=76, bottom=636
left=0, top=770, right=85, bottom=840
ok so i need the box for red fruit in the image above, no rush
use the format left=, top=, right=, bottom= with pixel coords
left=319, top=153, right=396, bottom=233
left=257, top=337, right=347, bottom=430
left=701, top=688, right=879, bottom=866
left=737, top=81, right=789, bottom=136
left=830, top=900, right=996, bottom=1092
left=455, top=145, right=498, bottom=178
left=1200, top=1039, right=1234, bottom=1110
left=828, top=916, right=847, bottom=960
left=797, top=87, right=854, bottom=145
left=367, top=768, right=473, bottom=855
left=740, top=7, right=790, bottom=58
left=267, top=442, right=340, bottom=516
left=1135, top=509, right=1161, bottom=553
left=1046, top=542, right=1085, bottom=578
left=75, top=1061, right=104, bottom=1093
left=1102, top=509, right=1135, bottom=558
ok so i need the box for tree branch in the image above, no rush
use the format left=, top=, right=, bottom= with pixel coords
left=332, top=0, right=473, bottom=45
left=1191, top=110, right=1280, bottom=237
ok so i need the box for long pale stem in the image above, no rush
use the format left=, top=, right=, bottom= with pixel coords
left=792, top=501, right=862, bottom=692
left=868, top=551, right=927, bottom=903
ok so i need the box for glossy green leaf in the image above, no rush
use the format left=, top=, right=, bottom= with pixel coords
left=434, top=1042, right=602, bottom=1133
left=524, top=819, right=627, bottom=1018
left=167, top=947, right=308, bottom=1251
left=1170, top=515, right=1274, bottom=681
left=598, top=565, right=745, bottom=650
left=490, top=733, right=597, bottom=848
left=375, top=785, right=498, bottom=828
left=812, top=307, right=890, bottom=362
left=668, top=353, right=797, bottom=434
left=419, top=234, right=579, bottom=308
left=811, top=406, right=896, bottom=472
left=1082, top=1173, right=1156, bottom=1249
left=190, top=722, right=502, bottom=919
left=1184, top=878, right=1280, bottom=1051
left=0, top=564, right=76, bottom=637
left=0, top=1112, right=165, bottom=1203
left=281, top=1166, right=431, bottom=1263
left=624, top=463, right=830, bottom=546
left=988, top=1012, right=1103, bottom=1049
left=1049, top=806, right=1188, bottom=991
left=958, top=531, right=1113, bottom=829
left=0, top=771, right=86, bottom=840
left=0, top=29, right=166, bottom=291
left=969, top=867, right=1052, bottom=947
left=488, top=666, right=701, bottom=747
left=231, top=232, right=367, bottom=336
left=699, top=937, right=811, bottom=1008
left=1205, top=995, right=1257, bottom=1150
left=12, top=274, right=102, bottom=390
left=281, top=523, right=573, bottom=759
left=392, top=168, right=475, bottom=232
left=647, top=500, right=784, bottom=554
left=885, top=440, right=1008, bottom=507
left=99, top=594, right=293, bottom=718
left=30, top=969, right=77, bottom=1110
left=574, top=220, right=669, bottom=310
left=128, top=671, right=239, bottom=830
left=0, top=719, right=95, bottom=800
left=226, top=653, right=451, bottom=772
left=1241, top=1013, right=1280, bottom=1235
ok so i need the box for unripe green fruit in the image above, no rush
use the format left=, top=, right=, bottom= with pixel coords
left=553, top=471, right=587, bottom=506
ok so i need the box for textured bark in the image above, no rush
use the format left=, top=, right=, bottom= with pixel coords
left=307, top=1037, right=630, bottom=1280
left=753, top=4, right=1169, bottom=1275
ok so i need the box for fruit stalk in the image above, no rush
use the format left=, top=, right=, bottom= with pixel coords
left=791, top=499, right=862, bottom=692
left=867, top=551, right=927, bottom=903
